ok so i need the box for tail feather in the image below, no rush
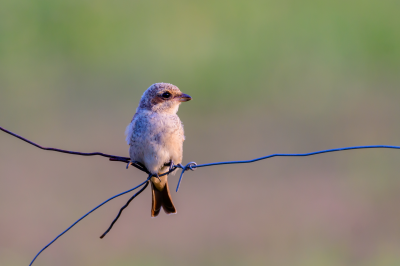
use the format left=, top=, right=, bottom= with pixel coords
left=151, top=182, right=162, bottom=217
left=151, top=181, right=177, bottom=217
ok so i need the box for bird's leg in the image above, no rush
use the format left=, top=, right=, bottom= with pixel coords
left=169, top=160, right=174, bottom=172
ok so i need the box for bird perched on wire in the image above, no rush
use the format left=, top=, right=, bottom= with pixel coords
left=125, top=83, right=192, bottom=217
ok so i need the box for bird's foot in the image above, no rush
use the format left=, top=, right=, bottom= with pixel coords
left=126, top=160, right=132, bottom=169
left=169, top=160, right=175, bottom=172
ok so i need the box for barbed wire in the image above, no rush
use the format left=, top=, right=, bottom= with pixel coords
left=1, top=126, right=400, bottom=266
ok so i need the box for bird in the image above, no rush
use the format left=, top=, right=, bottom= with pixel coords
left=125, top=83, right=191, bottom=217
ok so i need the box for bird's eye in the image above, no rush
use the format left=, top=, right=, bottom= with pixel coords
left=161, top=91, right=172, bottom=99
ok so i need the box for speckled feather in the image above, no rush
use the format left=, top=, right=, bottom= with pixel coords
left=127, top=110, right=184, bottom=175
left=125, top=83, right=190, bottom=216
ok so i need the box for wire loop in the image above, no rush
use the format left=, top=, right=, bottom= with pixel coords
left=175, top=162, right=198, bottom=192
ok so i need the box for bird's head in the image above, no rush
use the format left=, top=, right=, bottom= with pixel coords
left=138, top=83, right=191, bottom=114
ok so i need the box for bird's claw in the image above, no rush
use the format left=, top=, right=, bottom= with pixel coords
left=155, top=173, right=161, bottom=182
left=126, top=160, right=139, bottom=169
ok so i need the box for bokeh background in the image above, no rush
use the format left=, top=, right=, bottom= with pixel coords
left=1, top=0, right=400, bottom=265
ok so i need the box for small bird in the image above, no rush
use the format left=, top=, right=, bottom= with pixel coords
left=125, top=83, right=191, bottom=217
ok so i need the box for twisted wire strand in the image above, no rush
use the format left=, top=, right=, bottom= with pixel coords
left=1, top=126, right=400, bottom=265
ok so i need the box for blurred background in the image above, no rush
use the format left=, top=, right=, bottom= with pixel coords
left=1, top=0, right=400, bottom=265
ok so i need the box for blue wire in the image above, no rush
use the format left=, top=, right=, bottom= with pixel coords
left=195, top=145, right=400, bottom=168
left=30, top=144, right=400, bottom=265
left=29, top=179, right=149, bottom=266
left=174, top=145, right=400, bottom=192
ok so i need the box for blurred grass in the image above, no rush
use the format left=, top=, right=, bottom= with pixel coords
left=1, top=0, right=399, bottom=114
left=0, top=0, right=400, bottom=265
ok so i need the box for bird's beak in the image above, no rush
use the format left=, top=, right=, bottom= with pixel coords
left=177, top=93, right=192, bottom=102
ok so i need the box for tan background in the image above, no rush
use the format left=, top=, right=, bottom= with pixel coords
left=1, top=0, right=400, bottom=265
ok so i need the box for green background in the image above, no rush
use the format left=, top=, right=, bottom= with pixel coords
left=1, top=0, right=400, bottom=265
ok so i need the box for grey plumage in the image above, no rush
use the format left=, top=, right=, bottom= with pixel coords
left=125, top=83, right=191, bottom=216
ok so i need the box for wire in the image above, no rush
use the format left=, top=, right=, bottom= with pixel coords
left=100, top=179, right=150, bottom=239
left=174, top=145, right=400, bottom=191
left=0, top=126, right=147, bottom=172
left=1, top=126, right=400, bottom=265
left=28, top=179, right=149, bottom=266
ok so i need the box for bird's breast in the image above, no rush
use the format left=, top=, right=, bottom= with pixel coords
left=129, top=113, right=184, bottom=173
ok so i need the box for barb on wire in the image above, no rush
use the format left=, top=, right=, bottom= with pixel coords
left=1, top=126, right=400, bottom=266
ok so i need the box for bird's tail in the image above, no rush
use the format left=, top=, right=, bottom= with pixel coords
left=151, top=181, right=177, bottom=217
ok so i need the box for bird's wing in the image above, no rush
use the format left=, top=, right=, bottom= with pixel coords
left=125, top=113, right=138, bottom=145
